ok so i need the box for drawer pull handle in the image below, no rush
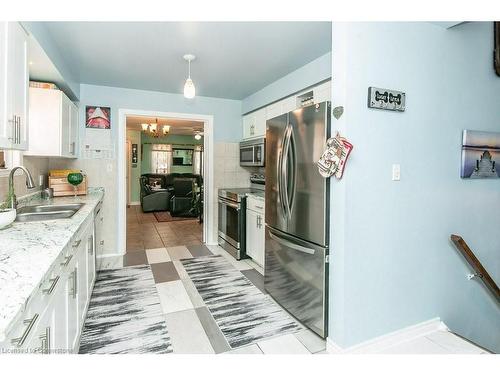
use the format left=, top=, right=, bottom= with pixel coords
left=72, top=239, right=82, bottom=247
left=60, top=255, right=73, bottom=267
left=42, top=276, right=60, bottom=295
left=11, top=314, right=39, bottom=347
left=255, top=205, right=264, bottom=210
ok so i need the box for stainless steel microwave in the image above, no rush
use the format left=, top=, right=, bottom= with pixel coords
left=240, top=138, right=265, bottom=167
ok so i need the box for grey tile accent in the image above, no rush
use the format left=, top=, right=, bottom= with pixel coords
left=241, top=269, right=266, bottom=294
left=181, top=278, right=205, bottom=308
left=187, top=244, right=213, bottom=257
left=294, top=329, right=326, bottom=353
left=195, top=307, right=231, bottom=354
left=123, top=251, right=148, bottom=266
left=150, top=262, right=180, bottom=283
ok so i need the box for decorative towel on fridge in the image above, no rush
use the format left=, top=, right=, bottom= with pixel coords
left=317, top=132, right=353, bottom=179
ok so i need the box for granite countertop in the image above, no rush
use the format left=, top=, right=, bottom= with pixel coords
left=0, top=188, right=104, bottom=340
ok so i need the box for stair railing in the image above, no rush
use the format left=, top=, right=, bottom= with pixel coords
left=450, top=234, right=500, bottom=304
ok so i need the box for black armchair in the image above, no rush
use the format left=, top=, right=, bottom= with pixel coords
left=169, top=178, right=197, bottom=217
left=140, top=176, right=171, bottom=212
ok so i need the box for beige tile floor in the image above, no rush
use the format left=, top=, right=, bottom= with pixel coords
left=126, top=205, right=203, bottom=252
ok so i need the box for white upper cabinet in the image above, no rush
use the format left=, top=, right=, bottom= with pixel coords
left=242, top=108, right=266, bottom=140
left=313, top=80, right=331, bottom=104
left=0, top=22, right=29, bottom=150
left=242, top=80, right=331, bottom=141
left=25, top=87, right=78, bottom=158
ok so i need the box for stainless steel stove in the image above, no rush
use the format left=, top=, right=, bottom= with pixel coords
left=218, top=174, right=265, bottom=260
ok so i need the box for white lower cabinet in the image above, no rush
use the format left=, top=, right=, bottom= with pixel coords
left=246, top=195, right=265, bottom=267
left=1, top=213, right=97, bottom=354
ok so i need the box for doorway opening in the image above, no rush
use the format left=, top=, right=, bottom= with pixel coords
left=118, top=109, right=215, bottom=257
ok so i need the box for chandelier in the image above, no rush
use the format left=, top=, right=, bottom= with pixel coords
left=141, top=118, right=170, bottom=138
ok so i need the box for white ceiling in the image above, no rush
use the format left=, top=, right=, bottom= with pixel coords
left=40, top=22, right=332, bottom=99
left=126, top=115, right=204, bottom=135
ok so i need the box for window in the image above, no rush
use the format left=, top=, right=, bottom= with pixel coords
left=0, top=149, right=22, bottom=176
left=151, top=144, right=172, bottom=174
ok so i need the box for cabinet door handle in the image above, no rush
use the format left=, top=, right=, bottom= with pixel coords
left=17, top=116, right=21, bottom=144
left=88, top=235, right=94, bottom=255
left=60, top=254, right=73, bottom=267
left=255, top=205, right=264, bottom=210
left=39, top=327, right=50, bottom=354
left=69, top=269, right=77, bottom=299
left=15, top=116, right=18, bottom=144
left=72, top=239, right=81, bottom=248
left=42, top=276, right=60, bottom=295
left=10, top=314, right=39, bottom=347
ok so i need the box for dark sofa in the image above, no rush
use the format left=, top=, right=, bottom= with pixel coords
left=140, top=173, right=202, bottom=213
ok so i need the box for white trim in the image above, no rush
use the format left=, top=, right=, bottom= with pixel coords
left=128, top=201, right=140, bottom=206
left=326, top=318, right=448, bottom=354
left=118, top=109, right=215, bottom=256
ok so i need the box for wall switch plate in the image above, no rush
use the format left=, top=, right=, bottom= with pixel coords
left=392, top=164, right=401, bottom=181
left=106, top=163, right=113, bottom=173
left=368, top=87, right=406, bottom=112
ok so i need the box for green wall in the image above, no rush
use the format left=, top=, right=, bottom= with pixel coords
left=141, top=133, right=203, bottom=175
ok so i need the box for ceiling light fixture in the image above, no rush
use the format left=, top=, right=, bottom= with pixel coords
left=141, top=119, right=170, bottom=138
left=194, top=133, right=202, bottom=140
left=183, top=54, right=196, bottom=99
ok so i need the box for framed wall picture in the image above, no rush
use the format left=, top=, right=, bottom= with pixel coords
left=131, top=144, right=138, bottom=164
left=461, top=130, right=500, bottom=179
left=86, top=106, right=111, bottom=129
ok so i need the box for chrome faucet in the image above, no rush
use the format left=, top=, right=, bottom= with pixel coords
left=8, top=166, right=36, bottom=209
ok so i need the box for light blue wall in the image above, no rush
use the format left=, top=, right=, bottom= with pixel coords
left=331, top=22, right=500, bottom=352
left=22, top=22, right=80, bottom=100
left=241, top=52, right=332, bottom=114
left=78, top=84, right=242, bottom=144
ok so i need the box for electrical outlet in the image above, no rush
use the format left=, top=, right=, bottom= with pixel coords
left=392, top=164, right=401, bottom=181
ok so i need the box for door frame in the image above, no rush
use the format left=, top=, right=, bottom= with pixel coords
left=126, top=139, right=131, bottom=206
left=118, top=108, right=215, bottom=256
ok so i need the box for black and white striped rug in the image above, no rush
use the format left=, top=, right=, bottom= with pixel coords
left=78, top=265, right=172, bottom=354
left=181, top=255, right=301, bottom=348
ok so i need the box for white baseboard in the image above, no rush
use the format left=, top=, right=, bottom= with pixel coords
left=128, top=201, right=140, bottom=206
left=327, top=318, right=448, bottom=354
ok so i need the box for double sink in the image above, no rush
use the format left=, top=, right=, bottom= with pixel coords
left=16, top=203, right=85, bottom=222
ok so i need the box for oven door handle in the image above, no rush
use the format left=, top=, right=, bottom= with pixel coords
left=218, top=197, right=241, bottom=210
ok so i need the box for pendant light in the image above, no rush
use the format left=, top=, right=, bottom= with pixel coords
left=183, top=54, right=196, bottom=99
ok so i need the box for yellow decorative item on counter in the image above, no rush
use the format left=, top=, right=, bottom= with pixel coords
left=49, top=169, right=88, bottom=197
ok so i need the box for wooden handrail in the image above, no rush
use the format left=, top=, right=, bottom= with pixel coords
left=450, top=234, right=500, bottom=303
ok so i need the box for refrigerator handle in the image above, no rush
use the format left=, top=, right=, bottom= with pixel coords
left=288, top=127, right=297, bottom=213
left=282, top=124, right=292, bottom=219
left=268, top=229, right=316, bottom=255
left=277, top=130, right=288, bottom=217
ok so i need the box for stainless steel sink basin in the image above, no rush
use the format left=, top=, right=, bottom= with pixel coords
left=16, top=203, right=85, bottom=222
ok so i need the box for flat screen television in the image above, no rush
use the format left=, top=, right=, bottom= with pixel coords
left=495, top=22, right=500, bottom=76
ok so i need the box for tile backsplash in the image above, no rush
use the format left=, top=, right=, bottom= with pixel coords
left=0, top=156, right=49, bottom=203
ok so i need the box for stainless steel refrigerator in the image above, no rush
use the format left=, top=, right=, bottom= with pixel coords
left=264, top=101, right=330, bottom=338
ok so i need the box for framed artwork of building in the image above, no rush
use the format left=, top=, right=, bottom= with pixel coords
left=461, top=130, right=500, bottom=179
